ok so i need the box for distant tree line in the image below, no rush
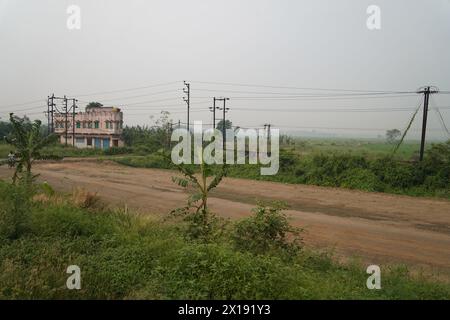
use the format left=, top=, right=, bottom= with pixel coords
left=1, top=116, right=48, bottom=142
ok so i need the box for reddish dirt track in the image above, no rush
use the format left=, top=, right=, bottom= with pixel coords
left=1, top=159, right=449, bottom=275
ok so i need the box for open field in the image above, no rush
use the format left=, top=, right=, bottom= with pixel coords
left=0, top=138, right=428, bottom=160
left=285, top=138, right=425, bottom=160
left=2, top=159, right=449, bottom=277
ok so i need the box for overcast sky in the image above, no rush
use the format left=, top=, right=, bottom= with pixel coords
left=1, top=0, right=449, bottom=139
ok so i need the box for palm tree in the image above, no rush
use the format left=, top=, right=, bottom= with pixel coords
left=5, top=113, right=58, bottom=184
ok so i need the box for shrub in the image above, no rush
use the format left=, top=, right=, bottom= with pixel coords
left=30, top=204, right=120, bottom=242
left=299, top=154, right=368, bottom=186
left=71, top=188, right=102, bottom=210
left=232, top=203, right=302, bottom=256
left=0, top=182, right=31, bottom=240
left=154, top=244, right=293, bottom=299
left=131, top=145, right=153, bottom=156
left=340, top=168, right=383, bottom=192
left=370, top=157, right=415, bottom=188
left=279, top=150, right=298, bottom=172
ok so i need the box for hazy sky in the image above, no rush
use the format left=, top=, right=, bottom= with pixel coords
left=1, top=0, right=449, bottom=139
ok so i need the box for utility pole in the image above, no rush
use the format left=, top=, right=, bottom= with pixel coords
left=64, top=95, right=68, bottom=146
left=209, top=97, right=219, bottom=129
left=51, top=94, right=55, bottom=134
left=216, top=98, right=230, bottom=150
left=417, top=86, right=439, bottom=161
left=47, top=96, right=50, bottom=135
left=264, top=123, right=271, bottom=145
left=183, top=81, right=190, bottom=132
left=47, top=94, right=55, bottom=134
left=167, top=121, right=173, bottom=149
left=71, top=99, right=78, bottom=147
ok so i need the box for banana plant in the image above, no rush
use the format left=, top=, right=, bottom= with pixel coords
left=171, top=147, right=227, bottom=214
left=5, top=113, right=58, bottom=184
left=169, top=147, right=227, bottom=240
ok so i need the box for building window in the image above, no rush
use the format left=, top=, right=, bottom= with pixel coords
left=82, top=122, right=86, bottom=128
left=88, top=121, right=92, bottom=129
left=86, top=137, right=92, bottom=146
left=105, top=122, right=109, bottom=129
left=94, top=121, right=99, bottom=129
left=76, top=121, right=81, bottom=128
left=76, top=137, right=84, bottom=144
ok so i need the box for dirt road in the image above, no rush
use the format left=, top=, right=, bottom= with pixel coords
left=1, top=159, right=449, bottom=274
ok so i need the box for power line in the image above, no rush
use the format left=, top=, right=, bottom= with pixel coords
left=434, top=108, right=450, bottom=137
left=392, top=99, right=422, bottom=155
left=0, top=99, right=46, bottom=109
left=71, top=80, right=181, bottom=97
left=430, top=96, right=450, bottom=138
left=126, top=109, right=208, bottom=116
left=190, top=80, right=413, bottom=94
left=230, top=106, right=425, bottom=113
left=2, top=81, right=449, bottom=111
left=0, top=81, right=181, bottom=109
left=222, top=94, right=418, bottom=101
left=244, top=125, right=443, bottom=132
left=192, top=88, right=416, bottom=97
left=82, top=97, right=181, bottom=107
left=82, top=89, right=181, bottom=103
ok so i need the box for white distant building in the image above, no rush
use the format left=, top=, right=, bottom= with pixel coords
left=54, top=106, right=124, bottom=149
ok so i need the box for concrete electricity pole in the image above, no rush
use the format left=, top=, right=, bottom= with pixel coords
left=71, top=99, right=78, bottom=147
left=183, top=81, right=190, bottom=132
left=64, top=95, right=68, bottom=146
left=47, top=94, right=55, bottom=134
left=417, top=86, right=439, bottom=161
left=264, top=123, right=271, bottom=147
left=209, top=97, right=219, bottom=129
left=216, top=97, right=230, bottom=150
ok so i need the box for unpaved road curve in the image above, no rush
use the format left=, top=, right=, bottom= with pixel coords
left=1, top=159, right=449, bottom=274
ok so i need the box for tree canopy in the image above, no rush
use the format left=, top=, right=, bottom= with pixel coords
left=386, top=129, right=401, bottom=144
left=216, top=119, right=232, bottom=132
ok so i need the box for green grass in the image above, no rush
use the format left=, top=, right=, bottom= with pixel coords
left=286, top=138, right=424, bottom=160
left=0, top=138, right=423, bottom=160
left=0, top=181, right=449, bottom=300
left=0, top=143, right=11, bottom=158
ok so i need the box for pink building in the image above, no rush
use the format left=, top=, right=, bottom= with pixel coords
left=54, top=106, right=124, bottom=149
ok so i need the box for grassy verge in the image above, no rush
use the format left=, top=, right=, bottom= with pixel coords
left=0, top=181, right=449, bottom=299
left=113, top=148, right=450, bottom=199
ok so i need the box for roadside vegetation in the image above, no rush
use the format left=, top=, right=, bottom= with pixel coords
left=115, top=139, right=450, bottom=199
left=1, top=180, right=450, bottom=299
